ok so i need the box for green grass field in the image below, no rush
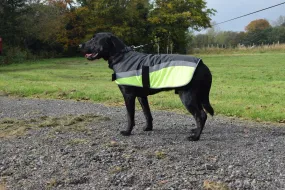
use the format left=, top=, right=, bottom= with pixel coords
left=0, top=53, right=284, bottom=123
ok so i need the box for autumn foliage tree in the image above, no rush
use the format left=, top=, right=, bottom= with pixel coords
left=1, top=0, right=215, bottom=60
left=44, top=0, right=87, bottom=55
left=245, top=19, right=271, bottom=32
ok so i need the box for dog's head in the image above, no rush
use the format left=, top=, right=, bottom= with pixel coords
left=79, top=32, right=126, bottom=61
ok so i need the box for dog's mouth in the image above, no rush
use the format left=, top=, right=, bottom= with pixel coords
left=85, top=52, right=99, bottom=60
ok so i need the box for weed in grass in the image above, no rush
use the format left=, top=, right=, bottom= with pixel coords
left=0, top=184, right=6, bottom=190
left=203, top=180, right=230, bottom=190
left=155, top=151, right=167, bottom=159
left=0, top=118, right=34, bottom=138
left=0, top=118, right=15, bottom=124
left=0, top=114, right=110, bottom=138
left=110, top=166, right=124, bottom=174
left=158, top=180, right=169, bottom=186
left=105, top=141, right=126, bottom=153
left=46, top=178, right=58, bottom=189
left=0, top=177, right=7, bottom=190
left=0, top=91, right=8, bottom=96
left=51, top=124, right=86, bottom=134
left=38, top=117, right=59, bottom=128
left=47, top=114, right=107, bottom=134
left=66, top=138, right=89, bottom=146
left=108, top=140, right=119, bottom=147
left=65, top=116, right=84, bottom=125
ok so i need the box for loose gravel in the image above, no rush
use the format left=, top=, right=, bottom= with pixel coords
left=0, top=97, right=285, bottom=190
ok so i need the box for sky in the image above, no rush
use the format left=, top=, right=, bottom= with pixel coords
left=200, top=0, right=285, bottom=32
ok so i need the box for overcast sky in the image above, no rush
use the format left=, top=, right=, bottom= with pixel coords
left=201, top=0, right=285, bottom=32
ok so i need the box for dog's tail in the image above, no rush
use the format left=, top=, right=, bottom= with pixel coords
left=200, top=66, right=214, bottom=116
left=202, top=98, right=214, bottom=116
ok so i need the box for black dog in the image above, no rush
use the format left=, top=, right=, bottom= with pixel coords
left=80, top=32, right=214, bottom=141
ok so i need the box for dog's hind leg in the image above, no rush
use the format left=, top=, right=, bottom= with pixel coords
left=190, top=110, right=207, bottom=135
left=138, top=97, right=153, bottom=131
left=179, top=90, right=207, bottom=141
left=121, top=94, right=136, bottom=136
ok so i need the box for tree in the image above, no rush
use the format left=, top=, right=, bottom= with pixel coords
left=243, top=28, right=272, bottom=46
left=57, top=8, right=88, bottom=55
left=245, top=19, right=271, bottom=32
left=235, top=32, right=246, bottom=45
left=20, top=0, right=88, bottom=55
left=267, top=26, right=285, bottom=43
left=21, top=3, right=66, bottom=52
left=0, top=0, right=27, bottom=46
left=272, top=15, right=285, bottom=27
left=192, top=34, right=209, bottom=48
left=0, top=0, right=217, bottom=58
left=215, top=31, right=239, bottom=47
left=83, top=0, right=150, bottom=47
left=147, top=0, right=215, bottom=53
left=205, top=22, right=220, bottom=45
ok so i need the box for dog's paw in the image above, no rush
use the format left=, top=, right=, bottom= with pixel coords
left=191, top=128, right=197, bottom=133
left=120, top=131, right=131, bottom=136
left=187, top=135, right=200, bottom=141
left=143, top=126, right=153, bottom=131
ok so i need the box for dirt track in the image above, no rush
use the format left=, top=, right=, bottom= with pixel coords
left=0, top=97, right=285, bottom=190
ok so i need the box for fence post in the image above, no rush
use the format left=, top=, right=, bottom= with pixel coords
left=0, top=37, right=2, bottom=55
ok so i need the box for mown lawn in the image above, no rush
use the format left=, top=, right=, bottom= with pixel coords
left=202, top=53, right=285, bottom=123
left=0, top=53, right=284, bottom=123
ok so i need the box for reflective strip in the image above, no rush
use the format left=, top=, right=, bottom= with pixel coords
left=115, top=65, right=198, bottom=89
left=115, top=75, right=143, bottom=87
left=115, top=60, right=199, bottom=79
left=150, top=66, right=195, bottom=88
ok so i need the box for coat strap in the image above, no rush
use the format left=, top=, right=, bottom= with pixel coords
left=142, top=66, right=150, bottom=90
left=112, top=73, right=116, bottom=81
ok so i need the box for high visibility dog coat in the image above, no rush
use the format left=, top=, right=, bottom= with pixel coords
left=112, top=51, right=201, bottom=89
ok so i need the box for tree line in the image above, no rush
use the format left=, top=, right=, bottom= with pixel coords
left=192, top=17, right=285, bottom=49
left=0, top=0, right=215, bottom=62
left=1, top=0, right=284, bottom=63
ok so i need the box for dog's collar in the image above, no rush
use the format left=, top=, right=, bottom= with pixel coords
left=108, top=47, right=133, bottom=69
left=120, top=46, right=133, bottom=53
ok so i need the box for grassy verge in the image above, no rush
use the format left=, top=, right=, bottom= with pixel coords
left=0, top=54, right=284, bottom=123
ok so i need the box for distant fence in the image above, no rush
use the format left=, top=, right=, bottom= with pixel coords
left=191, top=42, right=285, bottom=54
left=236, top=42, right=285, bottom=50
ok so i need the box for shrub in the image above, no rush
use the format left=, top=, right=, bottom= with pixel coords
left=0, top=46, right=31, bottom=65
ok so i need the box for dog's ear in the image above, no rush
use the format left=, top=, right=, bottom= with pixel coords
left=95, top=34, right=113, bottom=60
left=109, top=35, right=125, bottom=51
left=100, top=35, right=113, bottom=51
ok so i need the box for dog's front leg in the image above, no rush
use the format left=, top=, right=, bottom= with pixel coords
left=121, top=94, right=136, bottom=136
left=138, top=97, right=153, bottom=131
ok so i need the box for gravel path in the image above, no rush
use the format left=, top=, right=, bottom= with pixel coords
left=0, top=97, right=285, bottom=190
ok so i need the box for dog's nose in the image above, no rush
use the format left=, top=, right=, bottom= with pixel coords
left=79, top=43, right=84, bottom=49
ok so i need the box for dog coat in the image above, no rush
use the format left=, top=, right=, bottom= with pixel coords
left=112, top=51, right=201, bottom=89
